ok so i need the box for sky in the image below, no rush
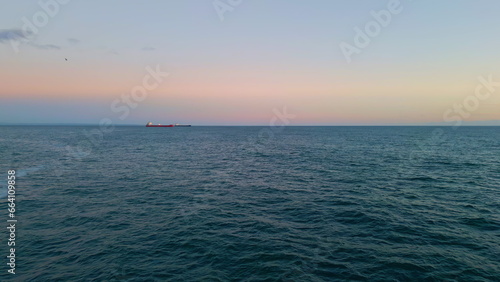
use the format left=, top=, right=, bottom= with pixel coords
left=1, top=0, right=500, bottom=125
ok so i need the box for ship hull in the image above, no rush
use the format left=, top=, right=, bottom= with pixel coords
left=146, top=124, right=175, bottom=127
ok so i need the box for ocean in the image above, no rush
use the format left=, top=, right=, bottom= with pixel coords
left=0, top=126, right=498, bottom=281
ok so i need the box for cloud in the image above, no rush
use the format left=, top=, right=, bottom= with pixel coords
left=141, top=46, right=155, bottom=51
left=67, top=38, right=80, bottom=44
left=28, top=42, right=61, bottom=50
left=0, top=29, right=30, bottom=43
left=0, top=29, right=60, bottom=51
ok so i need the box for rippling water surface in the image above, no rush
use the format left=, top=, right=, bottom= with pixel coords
left=0, top=126, right=499, bottom=281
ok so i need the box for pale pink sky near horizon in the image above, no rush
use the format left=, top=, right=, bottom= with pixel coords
left=1, top=1, right=500, bottom=125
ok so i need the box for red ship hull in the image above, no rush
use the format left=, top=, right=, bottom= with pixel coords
left=146, top=124, right=174, bottom=127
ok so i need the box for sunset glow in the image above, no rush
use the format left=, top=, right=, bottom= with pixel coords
left=1, top=1, right=500, bottom=125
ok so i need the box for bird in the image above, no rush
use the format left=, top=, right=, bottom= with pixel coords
left=65, top=58, right=68, bottom=61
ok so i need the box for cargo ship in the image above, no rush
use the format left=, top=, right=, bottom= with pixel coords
left=146, top=122, right=191, bottom=127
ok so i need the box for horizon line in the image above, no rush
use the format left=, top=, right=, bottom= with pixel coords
left=1, top=123, right=500, bottom=127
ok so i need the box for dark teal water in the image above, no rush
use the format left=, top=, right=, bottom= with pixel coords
left=0, top=126, right=499, bottom=281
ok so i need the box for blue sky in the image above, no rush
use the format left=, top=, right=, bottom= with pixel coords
left=1, top=0, right=500, bottom=125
